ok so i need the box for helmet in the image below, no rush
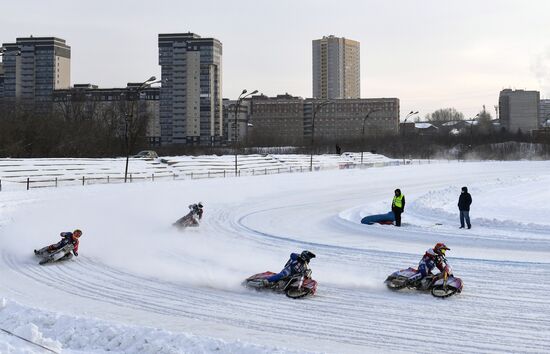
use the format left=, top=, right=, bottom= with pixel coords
left=434, top=242, right=450, bottom=256
left=198, top=202, right=203, bottom=209
left=461, top=186, right=468, bottom=192
left=73, top=229, right=83, bottom=238
left=300, top=250, right=316, bottom=263
left=394, top=188, right=401, bottom=195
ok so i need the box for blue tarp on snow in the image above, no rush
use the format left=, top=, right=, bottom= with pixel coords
left=361, top=211, right=395, bottom=225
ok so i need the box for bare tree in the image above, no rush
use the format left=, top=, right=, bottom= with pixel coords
left=476, top=109, right=493, bottom=135
left=425, top=108, right=464, bottom=124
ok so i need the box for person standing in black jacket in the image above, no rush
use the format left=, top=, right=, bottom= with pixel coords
left=458, top=186, right=472, bottom=229
left=392, top=189, right=405, bottom=227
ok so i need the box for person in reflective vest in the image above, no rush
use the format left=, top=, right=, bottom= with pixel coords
left=392, top=189, right=405, bottom=227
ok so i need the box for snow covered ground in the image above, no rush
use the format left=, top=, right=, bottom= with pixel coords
left=1, top=160, right=549, bottom=353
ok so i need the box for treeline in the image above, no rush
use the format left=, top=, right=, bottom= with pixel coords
left=329, top=131, right=550, bottom=161
left=1, top=101, right=549, bottom=159
left=157, top=132, right=549, bottom=161
left=0, top=99, right=150, bottom=158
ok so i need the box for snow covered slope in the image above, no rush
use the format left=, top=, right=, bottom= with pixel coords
left=1, top=161, right=549, bottom=353
left=0, top=152, right=398, bottom=191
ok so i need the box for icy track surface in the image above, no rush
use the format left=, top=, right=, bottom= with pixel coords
left=1, top=161, right=550, bottom=353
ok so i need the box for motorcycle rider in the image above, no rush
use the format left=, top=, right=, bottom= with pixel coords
left=409, top=243, right=450, bottom=287
left=262, top=250, right=316, bottom=286
left=174, top=202, right=204, bottom=228
left=34, top=229, right=82, bottom=257
left=191, top=202, right=204, bottom=221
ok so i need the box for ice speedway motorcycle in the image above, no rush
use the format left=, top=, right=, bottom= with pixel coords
left=385, top=258, right=463, bottom=298
left=34, top=244, right=75, bottom=265
left=243, top=264, right=318, bottom=299
left=173, top=210, right=200, bottom=229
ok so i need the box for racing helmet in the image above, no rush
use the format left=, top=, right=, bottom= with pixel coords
left=434, top=242, right=450, bottom=256
left=73, top=229, right=83, bottom=238
left=198, top=202, right=203, bottom=209
left=300, top=250, right=316, bottom=263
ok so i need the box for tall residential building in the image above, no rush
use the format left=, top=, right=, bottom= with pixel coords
left=1, top=37, right=70, bottom=101
left=499, top=89, right=540, bottom=133
left=158, top=33, right=222, bottom=145
left=312, top=35, right=360, bottom=99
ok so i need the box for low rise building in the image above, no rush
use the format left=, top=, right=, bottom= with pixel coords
left=539, top=99, right=550, bottom=127
left=304, top=98, right=400, bottom=142
left=0, top=63, right=4, bottom=98
left=225, top=99, right=252, bottom=144
left=53, top=83, right=160, bottom=145
left=229, top=95, right=400, bottom=145
left=249, top=94, right=304, bottom=145
left=414, top=122, right=439, bottom=135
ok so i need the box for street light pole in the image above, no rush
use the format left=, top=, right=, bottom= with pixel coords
left=234, top=89, right=258, bottom=177
left=401, top=111, right=418, bottom=164
left=403, top=110, right=419, bottom=124
left=469, top=113, right=480, bottom=148
left=124, top=76, right=157, bottom=183
left=310, top=100, right=330, bottom=172
left=0, top=47, right=21, bottom=57
left=360, top=109, right=381, bottom=165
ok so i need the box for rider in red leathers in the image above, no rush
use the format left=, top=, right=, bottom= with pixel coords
left=409, top=243, right=450, bottom=286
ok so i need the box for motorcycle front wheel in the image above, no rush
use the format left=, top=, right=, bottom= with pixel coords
left=285, top=288, right=311, bottom=299
left=431, top=285, right=457, bottom=298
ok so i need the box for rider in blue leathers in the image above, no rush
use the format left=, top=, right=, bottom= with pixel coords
left=264, top=250, right=316, bottom=284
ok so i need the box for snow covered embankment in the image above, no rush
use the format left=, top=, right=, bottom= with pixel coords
left=0, top=298, right=311, bottom=354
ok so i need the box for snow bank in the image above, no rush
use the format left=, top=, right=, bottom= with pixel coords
left=0, top=298, right=313, bottom=354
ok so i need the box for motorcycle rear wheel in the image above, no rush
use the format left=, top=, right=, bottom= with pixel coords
left=285, top=288, right=311, bottom=299
left=431, top=285, right=457, bottom=298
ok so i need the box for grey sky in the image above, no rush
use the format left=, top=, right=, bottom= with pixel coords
left=2, top=0, right=550, bottom=119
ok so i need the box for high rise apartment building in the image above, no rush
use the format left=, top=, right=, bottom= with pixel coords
left=499, top=89, right=540, bottom=133
left=158, top=33, right=222, bottom=145
left=1, top=37, right=70, bottom=101
left=312, top=35, right=360, bottom=99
